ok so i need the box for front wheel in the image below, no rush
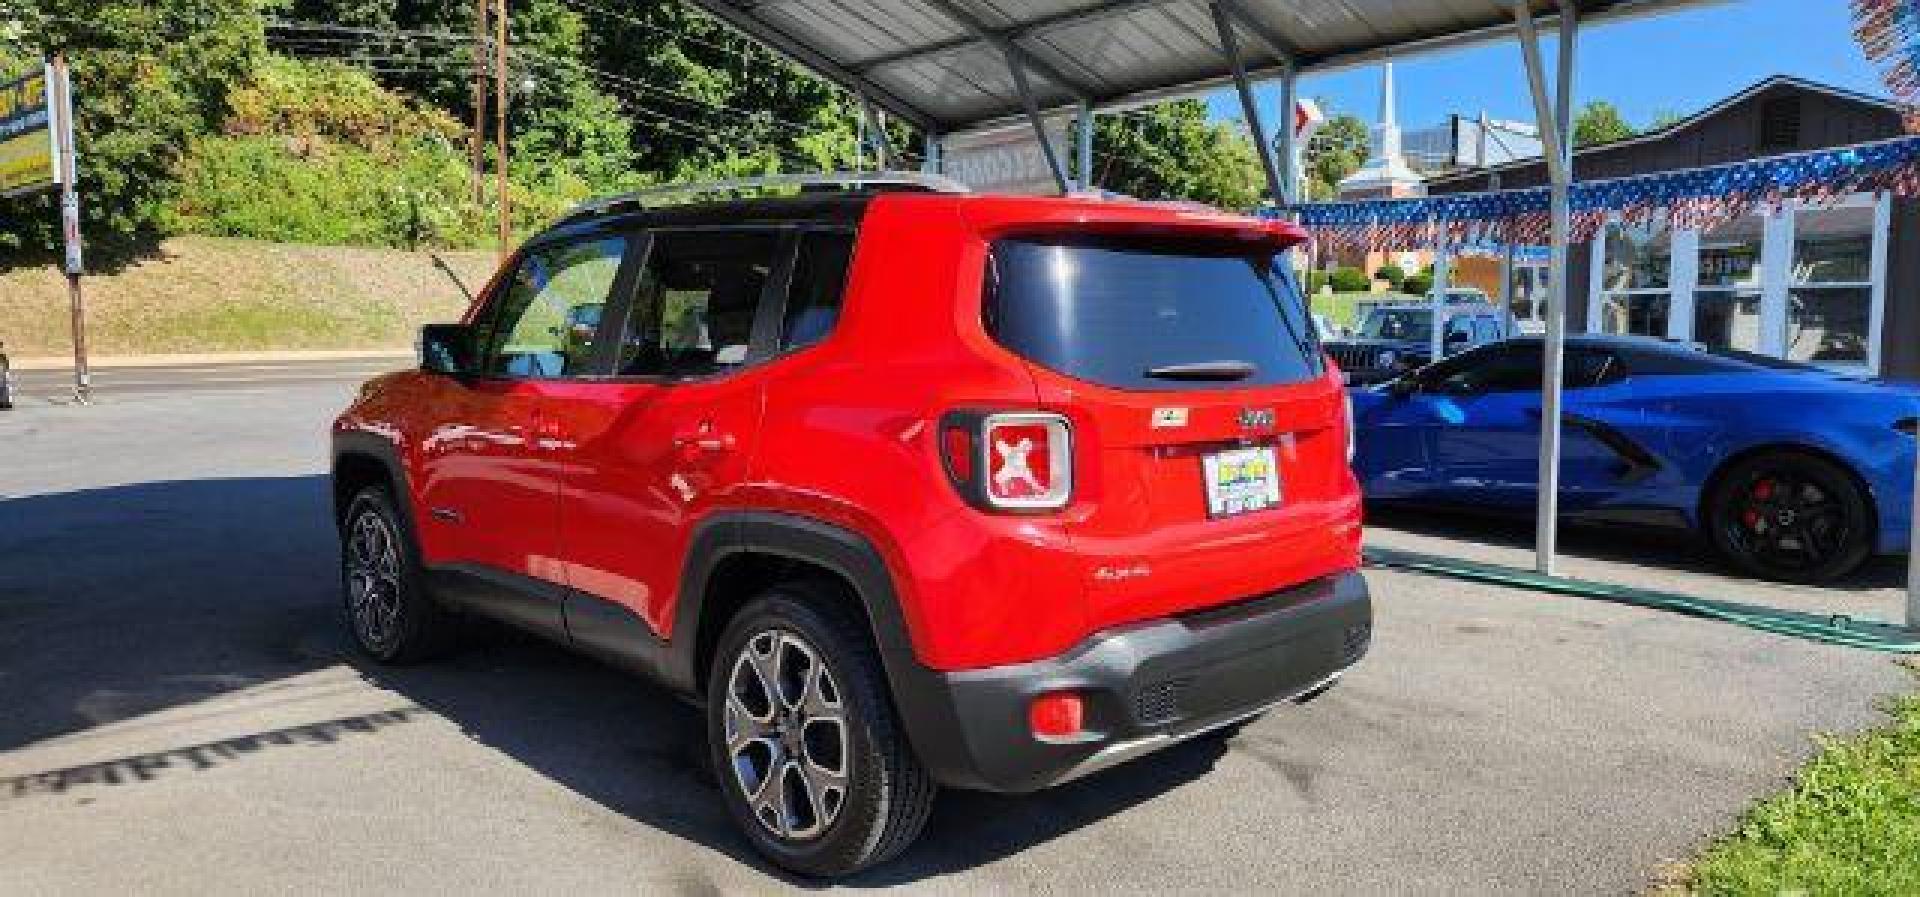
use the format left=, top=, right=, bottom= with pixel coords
left=339, top=486, right=456, bottom=662
left=706, top=585, right=935, bottom=877
left=1705, top=451, right=1874, bottom=584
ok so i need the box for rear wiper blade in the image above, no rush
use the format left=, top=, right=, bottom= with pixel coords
left=1143, top=360, right=1257, bottom=381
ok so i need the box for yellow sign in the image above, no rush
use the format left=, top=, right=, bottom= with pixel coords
left=0, top=69, right=55, bottom=196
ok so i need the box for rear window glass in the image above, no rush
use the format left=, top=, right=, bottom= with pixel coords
left=985, top=236, right=1322, bottom=391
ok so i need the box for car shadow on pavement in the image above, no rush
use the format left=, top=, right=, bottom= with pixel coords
left=1366, top=504, right=1908, bottom=594
left=0, top=474, right=1226, bottom=882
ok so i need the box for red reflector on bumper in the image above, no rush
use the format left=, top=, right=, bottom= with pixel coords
left=1028, top=691, right=1084, bottom=740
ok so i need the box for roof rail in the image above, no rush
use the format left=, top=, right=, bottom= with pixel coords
left=566, top=170, right=971, bottom=218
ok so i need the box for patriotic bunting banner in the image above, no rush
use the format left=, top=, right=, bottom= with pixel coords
left=1278, top=134, right=1920, bottom=252
left=1853, top=0, right=1920, bottom=130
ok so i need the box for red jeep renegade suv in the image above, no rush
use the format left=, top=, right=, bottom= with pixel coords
left=331, top=177, right=1371, bottom=876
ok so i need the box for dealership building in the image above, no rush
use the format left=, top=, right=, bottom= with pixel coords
left=1426, top=76, right=1918, bottom=381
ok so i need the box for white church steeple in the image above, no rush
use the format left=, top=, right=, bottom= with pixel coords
left=1339, top=62, right=1425, bottom=198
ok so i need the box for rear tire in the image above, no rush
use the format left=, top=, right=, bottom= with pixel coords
left=1705, top=451, right=1874, bottom=584
left=339, top=486, right=456, bottom=663
left=706, top=584, right=935, bottom=877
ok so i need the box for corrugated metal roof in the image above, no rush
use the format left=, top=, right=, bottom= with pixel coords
left=682, top=0, right=1720, bottom=135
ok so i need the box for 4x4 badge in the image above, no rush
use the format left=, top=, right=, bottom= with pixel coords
left=1239, top=407, right=1276, bottom=429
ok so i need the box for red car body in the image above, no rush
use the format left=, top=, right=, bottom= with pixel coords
left=333, top=189, right=1370, bottom=798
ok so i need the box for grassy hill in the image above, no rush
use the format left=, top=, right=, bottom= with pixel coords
left=0, top=237, right=497, bottom=358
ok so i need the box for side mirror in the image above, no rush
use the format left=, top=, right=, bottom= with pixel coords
left=419, top=324, right=474, bottom=375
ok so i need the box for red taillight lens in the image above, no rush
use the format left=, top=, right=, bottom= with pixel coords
left=1028, top=691, right=1084, bottom=740
left=982, top=413, right=1072, bottom=510
left=941, top=425, right=976, bottom=482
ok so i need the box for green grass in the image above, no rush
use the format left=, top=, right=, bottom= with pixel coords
left=1684, top=681, right=1920, bottom=895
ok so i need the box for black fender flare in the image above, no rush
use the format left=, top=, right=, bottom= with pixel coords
left=331, top=430, right=416, bottom=527
left=668, top=511, right=976, bottom=783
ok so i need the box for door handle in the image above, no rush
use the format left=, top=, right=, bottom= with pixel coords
left=673, top=428, right=736, bottom=455
left=532, top=418, right=570, bottom=451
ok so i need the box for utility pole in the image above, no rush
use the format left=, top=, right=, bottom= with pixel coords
left=494, top=0, right=511, bottom=256
left=470, top=0, right=488, bottom=205
left=51, top=56, right=88, bottom=404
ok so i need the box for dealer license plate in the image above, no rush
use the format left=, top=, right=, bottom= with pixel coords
left=1202, top=446, right=1282, bottom=518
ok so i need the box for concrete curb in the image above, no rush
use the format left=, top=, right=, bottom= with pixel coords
left=8, top=349, right=415, bottom=371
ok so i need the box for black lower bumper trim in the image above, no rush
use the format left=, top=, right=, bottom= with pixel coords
left=896, top=570, right=1372, bottom=793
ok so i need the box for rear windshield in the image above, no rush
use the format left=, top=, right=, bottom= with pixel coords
left=985, top=236, right=1323, bottom=391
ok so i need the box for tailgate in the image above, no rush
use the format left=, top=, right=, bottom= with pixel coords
left=984, top=233, right=1362, bottom=632
left=1036, top=368, right=1360, bottom=629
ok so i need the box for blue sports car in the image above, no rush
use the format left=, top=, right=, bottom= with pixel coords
left=1349, top=335, right=1917, bottom=583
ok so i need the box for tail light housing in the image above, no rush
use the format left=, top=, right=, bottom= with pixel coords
left=940, top=411, right=1074, bottom=511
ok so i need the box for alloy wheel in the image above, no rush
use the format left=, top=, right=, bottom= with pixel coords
left=1725, top=470, right=1850, bottom=571
left=344, top=509, right=405, bottom=653
left=723, top=629, right=850, bottom=842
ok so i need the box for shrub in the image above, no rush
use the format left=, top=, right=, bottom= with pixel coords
left=1374, top=264, right=1407, bottom=289
left=1330, top=266, right=1371, bottom=293
left=1404, top=273, right=1435, bottom=296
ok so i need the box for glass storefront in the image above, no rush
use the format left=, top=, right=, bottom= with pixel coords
left=1597, top=220, right=1672, bottom=337
left=1694, top=216, right=1765, bottom=354
left=1589, top=194, right=1887, bottom=372
left=1786, top=204, right=1875, bottom=365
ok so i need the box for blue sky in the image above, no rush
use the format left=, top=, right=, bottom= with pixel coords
left=1204, top=0, right=1889, bottom=133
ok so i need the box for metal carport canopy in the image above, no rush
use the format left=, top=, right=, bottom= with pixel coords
left=679, top=0, right=1716, bottom=136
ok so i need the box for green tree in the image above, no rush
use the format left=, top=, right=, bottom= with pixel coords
left=0, top=0, right=265, bottom=258
left=1573, top=101, right=1636, bottom=148
left=1301, top=111, right=1368, bottom=200
left=1093, top=100, right=1262, bottom=209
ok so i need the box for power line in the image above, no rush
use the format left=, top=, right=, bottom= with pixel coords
left=547, top=0, right=753, bottom=59
left=266, top=21, right=822, bottom=137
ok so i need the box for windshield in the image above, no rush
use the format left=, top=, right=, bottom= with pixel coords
left=986, top=236, right=1323, bottom=391
left=1360, top=309, right=1433, bottom=340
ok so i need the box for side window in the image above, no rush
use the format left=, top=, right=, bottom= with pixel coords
left=618, top=231, right=782, bottom=377
left=1446, top=314, right=1475, bottom=339
left=1474, top=316, right=1502, bottom=343
left=1568, top=350, right=1622, bottom=388
left=1433, top=346, right=1544, bottom=394
left=476, top=236, right=627, bottom=378
left=782, top=230, right=855, bottom=351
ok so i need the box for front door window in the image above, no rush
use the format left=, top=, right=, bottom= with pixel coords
left=476, top=237, right=629, bottom=378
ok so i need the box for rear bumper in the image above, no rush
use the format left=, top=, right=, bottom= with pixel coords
left=895, top=570, right=1372, bottom=793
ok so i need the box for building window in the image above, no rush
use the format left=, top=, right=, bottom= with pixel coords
left=1787, top=203, right=1875, bottom=366
left=1597, top=219, right=1672, bottom=337
left=1694, top=215, right=1765, bottom=353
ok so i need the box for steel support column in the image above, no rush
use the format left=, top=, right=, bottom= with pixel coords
left=1076, top=100, right=1095, bottom=191
left=1278, top=65, right=1299, bottom=204
left=922, top=131, right=943, bottom=175
left=861, top=100, right=893, bottom=169
left=1211, top=1, right=1286, bottom=207
left=1431, top=230, right=1450, bottom=362
left=1911, top=433, right=1920, bottom=629
left=1002, top=50, right=1072, bottom=193
left=1514, top=0, right=1577, bottom=576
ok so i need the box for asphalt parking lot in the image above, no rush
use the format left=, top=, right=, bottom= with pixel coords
left=1, top=366, right=1911, bottom=894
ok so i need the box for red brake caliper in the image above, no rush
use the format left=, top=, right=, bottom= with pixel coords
left=1743, top=479, right=1775, bottom=530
